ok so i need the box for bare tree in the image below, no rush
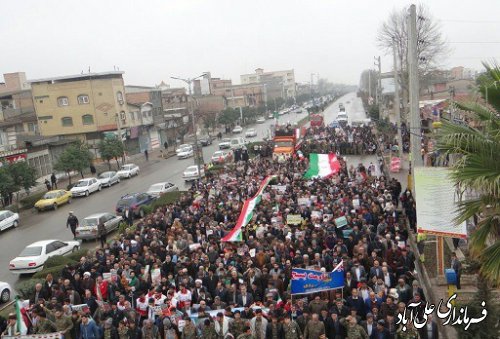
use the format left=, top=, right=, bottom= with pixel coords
left=377, top=4, right=449, bottom=116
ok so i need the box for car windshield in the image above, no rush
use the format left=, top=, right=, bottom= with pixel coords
left=213, top=152, right=223, bottom=157
left=247, top=129, right=255, bottom=133
left=149, top=184, right=164, bottom=191
left=19, top=246, right=42, bottom=257
left=121, top=165, right=132, bottom=170
left=43, top=192, right=58, bottom=199
left=117, top=198, right=134, bottom=208
left=99, top=172, right=113, bottom=178
left=186, top=166, right=197, bottom=172
left=82, top=218, right=99, bottom=226
left=76, top=180, right=89, bottom=187
left=179, top=147, right=190, bottom=152
left=275, top=141, right=293, bottom=148
left=221, top=139, right=230, bottom=143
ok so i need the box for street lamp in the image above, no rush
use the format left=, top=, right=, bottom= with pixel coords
left=170, top=73, right=207, bottom=180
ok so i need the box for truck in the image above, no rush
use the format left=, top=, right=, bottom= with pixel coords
left=309, top=114, right=324, bottom=128
left=272, top=126, right=304, bottom=162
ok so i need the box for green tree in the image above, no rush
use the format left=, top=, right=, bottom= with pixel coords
left=54, top=141, right=93, bottom=184
left=9, top=161, right=37, bottom=192
left=218, top=108, right=239, bottom=126
left=203, top=114, right=217, bottom=135
left=98, top=137, right=125, bottom=170
left=437, top=63, right=500, bottom=284
left=0, top=166, right=17, bottom=206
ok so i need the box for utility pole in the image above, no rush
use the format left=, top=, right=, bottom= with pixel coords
left=393, top=40, right=403, bottom=156
left=368, top=71, right=372, bottom=101
left=408, top=4, right=422, bottom=169
left=374, top=57, right=382, bottom=116
left=170, top=73, right=207, bottom=180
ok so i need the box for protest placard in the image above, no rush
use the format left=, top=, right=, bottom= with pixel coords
left=353, top=199, right=360, bottom=209
left=287, top=214, right=303, bottom=225
left=335, top=216, right=348, bottom=228
left=298, top=197, right=311, bottom=206
left=311, top=211, right=322, bottom=219
left=151, top=268, right=161, bottom=285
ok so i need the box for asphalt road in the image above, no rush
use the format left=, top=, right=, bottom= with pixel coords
left=1, top=93, right=384, bottom=289
left=0, top=109, right=308, bottom=288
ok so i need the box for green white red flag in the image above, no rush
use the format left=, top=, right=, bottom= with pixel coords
left=222, top=175, right=276, bottom=242
left=303, top=153, right=341, bottom=179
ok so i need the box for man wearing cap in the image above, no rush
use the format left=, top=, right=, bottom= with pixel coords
left=66, top=211, right=79, bottom=238
left=339, top=315, right=368, bottom=339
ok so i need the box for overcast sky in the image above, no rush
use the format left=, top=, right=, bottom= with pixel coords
left=2, top=0, right=500, bottom=87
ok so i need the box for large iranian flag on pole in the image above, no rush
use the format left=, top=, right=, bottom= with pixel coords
left=222, top=175, right=276, bottom=242
left=303, top=153, right=341, bottom=179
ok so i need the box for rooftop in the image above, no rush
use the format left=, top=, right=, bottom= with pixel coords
left=29, top=71, right=124, bottom=84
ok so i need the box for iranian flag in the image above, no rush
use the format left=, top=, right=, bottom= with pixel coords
left=15, top=297, right=28, bottom=335
left=222, top=175, right=276, bottom=242
left=303, top=153, right=341, bottom=179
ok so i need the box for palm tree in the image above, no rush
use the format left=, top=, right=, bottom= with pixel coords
left=437, top=63, right=500, bottom=284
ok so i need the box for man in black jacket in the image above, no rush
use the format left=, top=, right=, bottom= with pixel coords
left=66, top=211, right=79, bottom=238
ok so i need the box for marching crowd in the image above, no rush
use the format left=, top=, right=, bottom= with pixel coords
left=2, top=124, right=431, bottom=339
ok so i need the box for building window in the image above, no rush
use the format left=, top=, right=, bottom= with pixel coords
left=61, top=117, right=73, bottom=127
left=57, top=96, right=69, bottom=107
left=82, top=114, right=94, bottom=125
left=77, top=94, right=90, bottom=104
left=27, top=122, right=38, bottom=132
left=116, top=91, right=124, bottom=104
left=15, top=124, right=25, bottom=133
left=129, top=112, right=135, bottom=121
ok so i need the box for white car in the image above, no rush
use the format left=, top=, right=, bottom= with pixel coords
left=9, top=240, right=80, bottom=274
left=75, top=213, right=123, bottom=240
left=268, top=112, right=274, bottom=119
left=232, top=126, right=243, bottom=134
left=0, top=210, right=19, bottom=232
left=256, top=117, right=266, bottom=123
left=183, top=165, right=205, bottom=181
left=147, top=182, right=179, bottom=197
left=219, top=138, right=231, bottom=150
left=337, top=113, right=348, bottom=124
left=117, top=164, right=140, bottom=178
left=70, top=178, right=101, bottom=197
left=211, top=150, right=233, bottom=164
left=176, top=145, right=194, bottom=159
left=0, top=281, right=12, bottom=303
left=230, top=137, right=248, bottom=150
left=245, top=128, right=257, bottom=138
left=98, top=171, right=120, bottom=187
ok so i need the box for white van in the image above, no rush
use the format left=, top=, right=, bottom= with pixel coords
left=230, top=137, right=248, bottom=150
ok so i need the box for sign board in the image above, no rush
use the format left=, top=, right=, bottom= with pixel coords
left=311, top=211, right=322, bottom=219
left=287, top=214, right=303, bottom=225
left=335, top=216, right=348, bottom=228
left=414, top=167, right=467, bottom=238
left=271, top=185, right=287, bottom=193
left=298, top=197, right=311, bottom=206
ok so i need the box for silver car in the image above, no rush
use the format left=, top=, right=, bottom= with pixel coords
left=75, top=213, right=123, bottom=240
left=98, top=171, right=120, bottom=187
left=147, top=182, right=179, bottom=197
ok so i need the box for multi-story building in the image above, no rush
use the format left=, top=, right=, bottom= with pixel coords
left=240, top=68, right=296, bottom=100
left=30, top=71, right=129, bottom=151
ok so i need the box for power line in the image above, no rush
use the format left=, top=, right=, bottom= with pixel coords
left=448, top=41, right=500, bottom=44
left=442, top=19, right=500, bottom=23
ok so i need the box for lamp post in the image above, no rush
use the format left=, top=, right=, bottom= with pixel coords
left=170, top=73, right=207, bottom=180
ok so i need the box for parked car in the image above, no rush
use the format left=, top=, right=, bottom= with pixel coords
left=268, top=112, right=274, bottom=119
left=232, top=126, right=243, bottom=134
left=176, top=145, right=194, bottom=159
left=211, top=150, right=233, bottom=164
left=256, top=117, right=266, bottom=123
left=75, top=213, right=123, bottom=240
left=98, top=171, right=120, bottom=187
left=0, top=281, right=12, bottom=303
left=70, top=178, right=101, bottom=197
left=337, top=112, right=348, bottom=125
left=245, top=128, right=257, bottom=138
left=116, top=164, right=140, bottom=178
left=115, top=193, right=156, bottom=218
left=146, top=182, right=179, bottom=197
left=230, top=137, right=248, bottom=150
left=198, top=136, right=212, bottom=146
left=34, top=190, right=72, bottom=211
left=183, top=165, right=205, bottom=181
left=218, top=138, right=231, bottom=150
left=0, top=210, right=19, bottom=232
left=9, top=240, right=80, bottom=274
